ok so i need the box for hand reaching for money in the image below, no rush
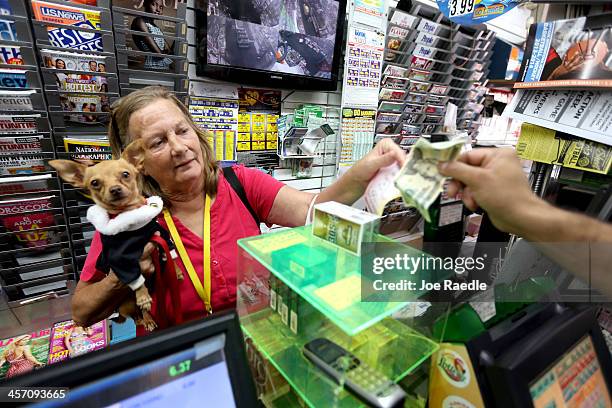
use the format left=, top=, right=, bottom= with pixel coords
left=394, top=136, right=468, bottom=222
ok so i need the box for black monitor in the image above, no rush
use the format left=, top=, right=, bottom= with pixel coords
left=5, top=311, right=258, bottom=408
left=195, top=0, right=348, bottom=91
left=467, top=303, right=612, bottom=408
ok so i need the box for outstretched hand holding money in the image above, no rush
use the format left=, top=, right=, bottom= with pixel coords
left=393, top=136, right=468, bottom=222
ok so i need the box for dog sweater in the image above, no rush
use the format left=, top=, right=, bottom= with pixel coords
left=86, top=196, right=172, bottom=290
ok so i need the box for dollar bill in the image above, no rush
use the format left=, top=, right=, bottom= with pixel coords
left=394, top=136, right=468, bottom=222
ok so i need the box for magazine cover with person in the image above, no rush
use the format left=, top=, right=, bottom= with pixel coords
left=518, top=13, right=612, bottom=88
left=48, top=319, right=108, bottom=364
left=0, top=329, right=50, bottom=379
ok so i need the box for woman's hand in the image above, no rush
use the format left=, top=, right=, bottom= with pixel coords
left=345, top=138, right=406, bottom=187
left=314, top=139, right=407, bottom=210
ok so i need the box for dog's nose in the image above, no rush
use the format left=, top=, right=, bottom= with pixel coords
left=110, top=186, right=123, bottom=196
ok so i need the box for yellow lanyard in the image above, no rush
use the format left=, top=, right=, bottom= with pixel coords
left=163, top=194, right=212, bottom=313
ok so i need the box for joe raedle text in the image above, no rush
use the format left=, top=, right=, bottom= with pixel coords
left=372, top=279, right=488, bottom=292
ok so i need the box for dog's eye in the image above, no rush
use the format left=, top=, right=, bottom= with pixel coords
left=90, top=179, right=99, bottom=188
left=122, top=171, right=130, bottom=179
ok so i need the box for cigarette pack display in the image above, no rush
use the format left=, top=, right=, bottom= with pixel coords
left=406, top=92, right=427, bottom=104
left=404, top=113, right=422, bottom=125
left=409, top=80, right=430, bottom=93
left=63, top=137, right=110, bottom=162
left=382, top=75, right=408, bottom=89
left=376, top=112, right=401, bottom=123
left=378, top=101, right=404, bottom=113
left=429, top=84, right=449, bottom=95
left=401, top=124, right=421, bottom=136
left=0, top=154, right=46, bottom=175
left=31, top=0, right=103, bottom=52
left=48, top=319, right=108, bottom=364
left=407, top=69, right=432, bottom=82
left=379, top=88, right=406, bottom=101
left=0, top=44, right=22, bottom=64
left=426, top=94, right=448, bottom=105
left=389, top=9, right=418, bottom=29
left=0, top=135, right=43, bottom=155
left=382, top=64, right=407, bottom=78
left=312, top=201, right=380, bottom=256
left=0, top=329, right=51, bottom=379
left=376, top=121, right=399, bottom=135
left=0, top=196, right=60, bottom=251
left=40, top=49, right=106, bottom=72
left=0, top=69, right=27, bottom=88
left=409, top=56, right=433, bottom=70
left=387, top=25, right=411, bottom=41
left=404, top=103, right=424, bottom=114
left=0, top=89, right=36, bottom=110
left=416, top=19, right=441, bottom=36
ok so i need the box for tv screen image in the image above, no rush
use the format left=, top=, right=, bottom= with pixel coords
left=199, top=0, right=345, bottom=89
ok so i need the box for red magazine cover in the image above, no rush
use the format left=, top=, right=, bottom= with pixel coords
left=0, top=196, right=59, bottom=250
left=48, top=319, right=108, bottom=364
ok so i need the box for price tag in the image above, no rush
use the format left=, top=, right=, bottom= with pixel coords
left=448, top=0, right=475, bottom=17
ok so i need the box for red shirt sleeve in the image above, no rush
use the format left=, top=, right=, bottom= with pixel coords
left=232, top=165, right=285, bottom=223
left=79, top=231, right=106, bottom=282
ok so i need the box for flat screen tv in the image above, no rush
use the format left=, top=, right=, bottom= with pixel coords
left=195, top=0, right=347, bottom=91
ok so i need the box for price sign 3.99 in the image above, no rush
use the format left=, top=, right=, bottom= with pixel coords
left=436, top=0, right=522, bottom=25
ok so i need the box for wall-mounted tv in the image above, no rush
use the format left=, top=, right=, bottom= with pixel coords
left=195, top=0, right=347, bottom=91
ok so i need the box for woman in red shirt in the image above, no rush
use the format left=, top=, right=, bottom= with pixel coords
left=72, top=86, right=406, bottom=333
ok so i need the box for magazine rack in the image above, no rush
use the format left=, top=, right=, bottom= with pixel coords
left=0, top=2, right=76, bottom=315
left=376, top=3, right=495, bottom=148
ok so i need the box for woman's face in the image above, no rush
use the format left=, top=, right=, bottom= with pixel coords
left=146, top=0, right=163, bottom=15
left=129, top=99, right=204, bottom=191
left=56, top=59, right=65, bottom=69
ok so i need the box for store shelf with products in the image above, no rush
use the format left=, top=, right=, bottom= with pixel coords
left=375, top=2, right=495, bottom=149
left=112, top=0, right=189, bottom=99
left=236, top=226, right=449, bottom=407
left=0, top=2, right=78, bottom=314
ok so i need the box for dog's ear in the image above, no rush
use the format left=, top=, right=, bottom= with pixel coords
left=121, top=139, right=146, bottom=173
left=48, top=160, right=88, bottom=188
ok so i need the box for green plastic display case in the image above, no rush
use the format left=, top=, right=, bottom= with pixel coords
left=237, top=226, right=449, bottom=407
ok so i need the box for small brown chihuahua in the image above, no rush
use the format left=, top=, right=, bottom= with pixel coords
left=50, top=140, right=181, bottom=331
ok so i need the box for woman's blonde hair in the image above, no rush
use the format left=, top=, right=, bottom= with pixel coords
left=108, top=86, right=218, bottom=200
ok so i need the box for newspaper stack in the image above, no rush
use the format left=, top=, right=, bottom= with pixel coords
left=394, top=136, right=467, bottom=222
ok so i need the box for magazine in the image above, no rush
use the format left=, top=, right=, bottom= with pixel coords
left=0, top=195, right=59, bottom=250
left=0, top=136, right=43, bottom=155
left=0, top=174, right=51, bottom=196
left=60, top=93, right=110, bottom=123
left=0, top=69, right=27, bottom=88
left=518, top=14, right=612, bottom=88
left=0, top=44, right=22, bottom=64
left=56, top=73, right=107, bottom=93
left=48, top=319, right=108, bottom=364
left=0, top=90, right=36, bottom=110
left=0, top=114, right=40, bottom=133
left=63, top=136, right=111, bottom=162
left=0, top=19, right=17, bottom=41
left=0, top=329, right=51, bottom=379
left=0, top=0, right=11, bottom=16
left=31, top=1, right=102, bottom=52
left=0, top=154, right=45, bottom=175
left=41, top=49, right=106, bottom=72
